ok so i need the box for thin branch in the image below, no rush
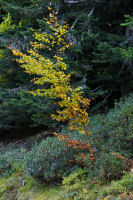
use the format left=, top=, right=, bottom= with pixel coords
left=70, top=19, right=78, bottom=30
left=88, top=8, right=94, bottom=18
left=64, top=0, right=87, bottom=4
left=117, top=61, right=127, bottom=78
left=102, top=90, right=112, bottom=104
left=91, top=85, right=103, bottom=92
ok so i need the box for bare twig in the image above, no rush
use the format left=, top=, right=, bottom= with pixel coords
left=64, top=0, right=87, bottom=4
left=102, top=90, right=112, bottom=104
left=70, top=19, right=78, bottom=30
left=91, top=85, right=103, bottom=92
left=117, top=61, right=127, bottom=78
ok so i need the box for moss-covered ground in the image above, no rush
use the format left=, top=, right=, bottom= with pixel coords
left=0, top=170, right=60, bottom=200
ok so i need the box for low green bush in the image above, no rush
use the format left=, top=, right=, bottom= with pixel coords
left=0, top=148, right=25, bottom=176
left=0, top=153, right=11, bottom=175
left=85, top=152, right=128, bottom=184
left=56, top=168, right=94, bottom=200
left=89, top=94, right=133, bottom=157
left=24, top=137, right=79, bottom=182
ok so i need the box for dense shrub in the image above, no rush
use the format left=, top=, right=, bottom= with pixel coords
left=83, top=152, right=129, bottom=184
left=0, top=153, right=11, bottom=175
left=24, top=137, right=79, bottom=182
left=97, top=153, right=129, bottom=183
left=0, top=148, right=25, bottom=176
left=56, top=168, right=94, bottom=200
left=89, top=94, right=133, bottom=157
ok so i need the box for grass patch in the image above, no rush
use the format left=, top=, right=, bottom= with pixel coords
left=0, top=169, right=61, bottom=200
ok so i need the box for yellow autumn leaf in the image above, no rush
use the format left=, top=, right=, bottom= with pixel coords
left=10, top=9, right=90, bottom=137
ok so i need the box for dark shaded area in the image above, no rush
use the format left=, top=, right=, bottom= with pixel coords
left=0, top=0, right=133, bottom=139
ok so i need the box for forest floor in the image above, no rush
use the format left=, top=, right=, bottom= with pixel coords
left=1, top=133, right=133, bottom=200
left=1, top=167, right=133, bottom=200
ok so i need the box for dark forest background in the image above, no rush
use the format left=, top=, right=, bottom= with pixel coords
left=0, top=0, right=133, bottom=138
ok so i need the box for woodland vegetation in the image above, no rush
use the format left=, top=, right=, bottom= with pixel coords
left=0, top=0, right=133, bottom=199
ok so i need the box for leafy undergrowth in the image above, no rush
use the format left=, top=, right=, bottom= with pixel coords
left=0, top=168, right=133, bottom=200
left=0, top=169, right=60, bottom=200
left=56, top=169, right=133, bottom=200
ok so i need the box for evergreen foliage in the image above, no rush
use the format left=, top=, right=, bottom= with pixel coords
left=24, top=137, right=78, bottom=181
left=0, top=90, right=55, bottom=132
left=0, top=0, right=133, bottom=134
left=89, top=94, right=133, bottom=157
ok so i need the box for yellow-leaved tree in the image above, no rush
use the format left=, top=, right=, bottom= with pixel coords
left=10, top=8, right=90, bottom=137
